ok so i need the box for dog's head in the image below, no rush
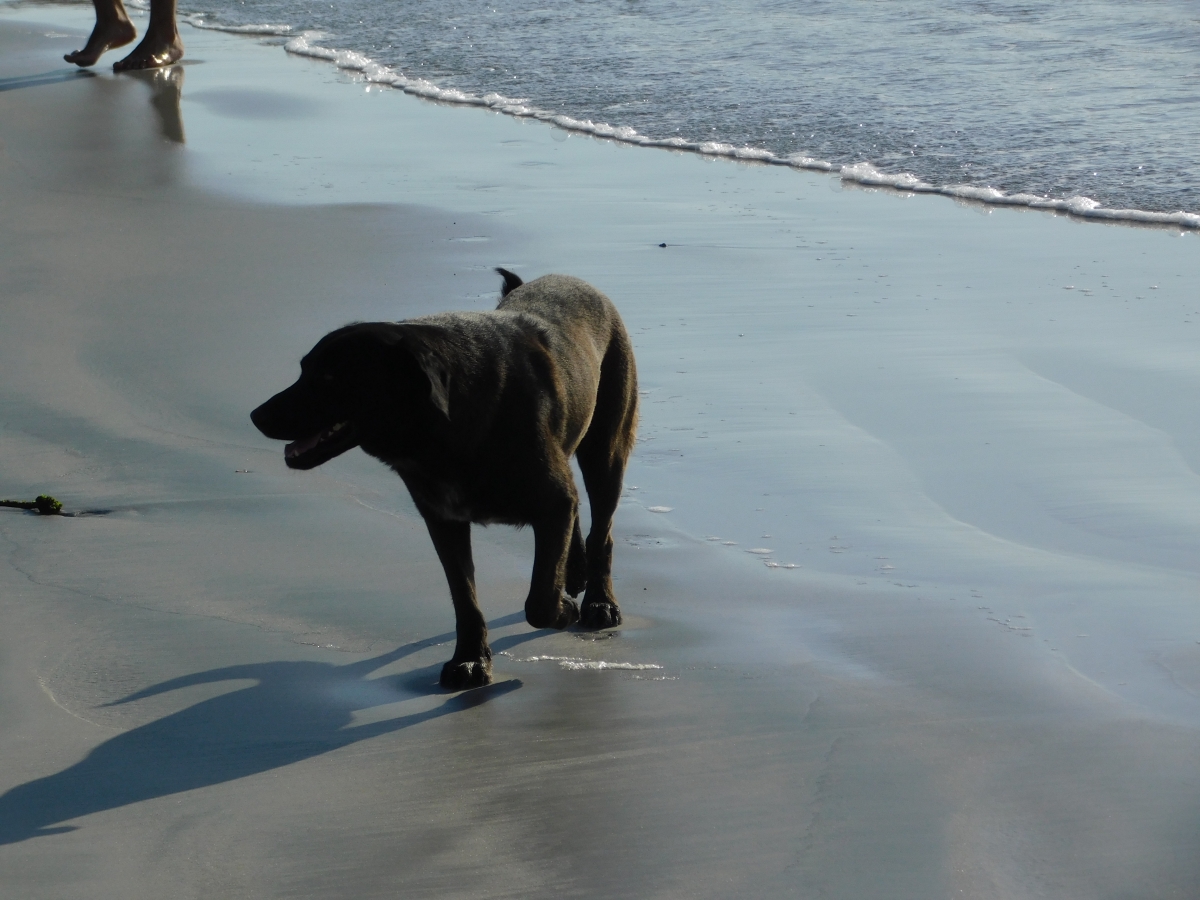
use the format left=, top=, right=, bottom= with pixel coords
left=251, top=322, right=453, bottom=470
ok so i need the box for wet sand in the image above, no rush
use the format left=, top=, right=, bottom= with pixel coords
left=3, top=6, right=1200, bottom=898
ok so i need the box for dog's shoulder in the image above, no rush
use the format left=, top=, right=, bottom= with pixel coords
left=405, top=310, right=545, bottom=356
left=401, top=310, right=554, bottom=392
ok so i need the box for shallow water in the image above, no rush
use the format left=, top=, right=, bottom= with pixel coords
left=179, top=0, right=1200, bottom=221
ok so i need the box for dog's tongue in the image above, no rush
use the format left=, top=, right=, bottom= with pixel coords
left=284, top=433, right=322, bottom=459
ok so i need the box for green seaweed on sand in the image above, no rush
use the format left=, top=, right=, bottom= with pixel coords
left=1, top=495, right=64, bottom=516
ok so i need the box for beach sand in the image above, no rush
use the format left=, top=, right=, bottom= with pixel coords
left=3, top=6, right=1200, bottom=898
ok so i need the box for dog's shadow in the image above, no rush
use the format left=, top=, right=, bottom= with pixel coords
left=0, top=614, right=534, bottom=845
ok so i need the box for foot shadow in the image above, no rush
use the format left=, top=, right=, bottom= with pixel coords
left=0, top=70, right=95, bottom=93
left=0, top=624, right=522, bottom=845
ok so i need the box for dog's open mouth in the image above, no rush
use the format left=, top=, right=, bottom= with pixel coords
left=283, top=421, right=359, bottom=470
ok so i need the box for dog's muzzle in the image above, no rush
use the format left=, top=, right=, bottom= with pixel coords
left=282, top=421, right=359, bottom=469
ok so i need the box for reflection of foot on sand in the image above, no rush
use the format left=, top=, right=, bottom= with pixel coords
left=128, top=64, right=186, bottom=142
left=63, top=17, right=136, bottom=67
left=113, top=32, right=184, bottom=71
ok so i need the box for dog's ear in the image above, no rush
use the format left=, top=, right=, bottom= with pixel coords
left=399, top=325, right=453, bottom=419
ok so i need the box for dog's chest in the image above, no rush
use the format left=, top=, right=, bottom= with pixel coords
left=418, top=483, right=479, bottom=523
left=392, top=462, right=502, bottom=525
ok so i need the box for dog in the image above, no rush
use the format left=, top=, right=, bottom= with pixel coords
left=251, top=270, right=639, bottom=689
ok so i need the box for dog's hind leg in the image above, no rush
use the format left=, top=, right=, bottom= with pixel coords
left=575, top=332, right=639, bottom=630
left=565, top=517, right=587, bottom=598
left=421, top=515, right=493, bottom=689
left=575, top=448, right=626, bottom=628
left=524, top=479, right=583, bottom=631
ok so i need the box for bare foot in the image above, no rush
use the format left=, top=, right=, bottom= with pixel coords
left=64, top=19, right=137, bottom=67
left=113, top=33, right=183, bottom=71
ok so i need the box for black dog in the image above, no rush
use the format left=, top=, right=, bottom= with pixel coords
left=251, top=271, right=639, bottom=689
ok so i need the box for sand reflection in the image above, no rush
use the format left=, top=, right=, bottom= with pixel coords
left=125, top=63, right=185, bottom=143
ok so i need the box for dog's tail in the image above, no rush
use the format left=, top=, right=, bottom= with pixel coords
left=496, top=268, right=524, bottom=297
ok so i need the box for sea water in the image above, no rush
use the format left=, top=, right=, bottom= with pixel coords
left=177, top=0, right=1198, bottom=226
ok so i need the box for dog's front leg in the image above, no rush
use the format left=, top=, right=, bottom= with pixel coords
left=524, top=499, right=582, bottom=631
left=422, top=515, right=492, bottom=689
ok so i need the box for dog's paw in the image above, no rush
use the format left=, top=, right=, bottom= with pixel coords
left=440, top=658, right=494, bottom=690
left=580, top=600, right=622, bottom=630
left=526, top=596, right=580, bottom=630
left=558, top=597, right=581, bottom=628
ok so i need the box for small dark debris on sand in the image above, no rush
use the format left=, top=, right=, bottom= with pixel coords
left=1, top=495, right=65, bottom=516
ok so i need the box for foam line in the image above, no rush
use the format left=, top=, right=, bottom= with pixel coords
left=501, top=653, right=664, bottom=671
left=184, top=16, right=293, bottom=35
left=262, top=30, right=1200, bottom=230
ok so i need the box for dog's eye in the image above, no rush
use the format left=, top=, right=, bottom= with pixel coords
left=323, top=374, right=334, bottom=383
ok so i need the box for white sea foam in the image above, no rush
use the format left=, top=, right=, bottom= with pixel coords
left=184, top=16, right=293, bottom=35
left=836, top=163, right=1200, bottom=229
left=255, top=30, right=1200, bottom=231
left=558, top=660, right=665, bottom=671
left=502, top=653, right=663, bottom=671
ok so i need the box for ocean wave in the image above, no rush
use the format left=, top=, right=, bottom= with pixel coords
left=184, top=16, right=293, bottom=36
left=270, top=30, right=1200, bottom=230
left=838, top=163, right=1200, bottom=229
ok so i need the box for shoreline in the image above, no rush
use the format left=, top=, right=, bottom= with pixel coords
left=4, top=6, right=1200, bottom=897
left=184, top=7, right=1200, bottom=230
left=11, top=2, right=1198, bottom=229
